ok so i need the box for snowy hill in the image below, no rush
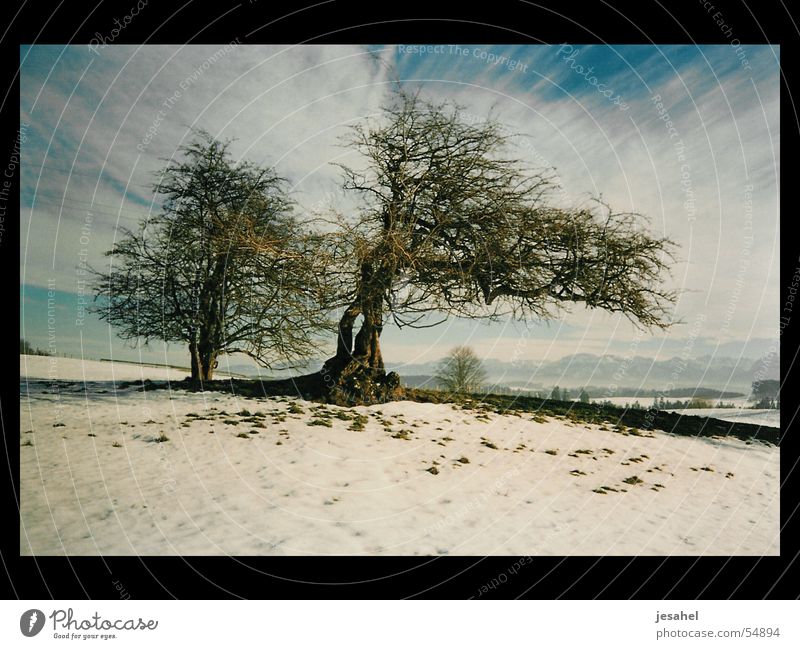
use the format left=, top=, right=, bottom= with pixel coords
left=19, top=354, right=237, bottom=382
left=19, top=360, right=778, bottom=556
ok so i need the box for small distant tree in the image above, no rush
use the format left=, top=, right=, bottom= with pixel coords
left=751, top=379, right=779, bottom=409
left=434, top=346, right=487, bottom=394
left=579, top=388, right=590, bottom=403
left=562, top=388, right=571, bottom=401
left=550, top=386, right=561, bottom=401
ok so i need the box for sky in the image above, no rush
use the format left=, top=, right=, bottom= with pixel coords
left=19, top=44, right=780, bottom=371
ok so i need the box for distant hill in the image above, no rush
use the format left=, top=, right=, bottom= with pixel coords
left=207, top=350, right=778, bottom=395
left=388, top=352, right=778, bottom=394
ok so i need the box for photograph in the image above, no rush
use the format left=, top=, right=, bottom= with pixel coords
left=18, top=42, right=780, bottom=559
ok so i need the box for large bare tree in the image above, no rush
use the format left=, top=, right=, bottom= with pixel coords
left=312, top=91, right=678, bottom=403
left=93, top=132, right=331, bottom=381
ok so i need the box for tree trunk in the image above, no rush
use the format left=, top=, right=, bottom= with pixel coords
left=311, top=259, right=400, bottom=405
left=190, top=342, right=200, bottom=381
left=317, top=297, right=398, bottom=405
left=188, top=258, right=225, bottom=383
left=189, top=341, right=217, bottom=382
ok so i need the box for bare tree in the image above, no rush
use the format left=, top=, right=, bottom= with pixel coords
left=434, top=346, right=487, bottom=394
left=93, top=132, right=331, bottom=382
left=311, top=90, right=678, bottom=403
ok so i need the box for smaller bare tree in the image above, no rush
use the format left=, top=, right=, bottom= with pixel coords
left=434, top=346, right=488, bottom=394
left=92, top=131, right=333, bottom=382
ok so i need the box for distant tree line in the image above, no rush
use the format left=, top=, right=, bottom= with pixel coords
left=751, top=379, right=779, bottom=409
left=20, top=338, right=51, bottom=356
left=653, top=397, right=713, bottom=410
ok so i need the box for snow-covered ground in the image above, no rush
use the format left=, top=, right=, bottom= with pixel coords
left=20, top=354, right=191, bottom=382
left=20, top=357, right=779, bottom=556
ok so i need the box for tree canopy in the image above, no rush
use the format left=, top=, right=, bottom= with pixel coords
left=93, top=132, right=331, bottom=381
left=313, top=90, right=678, bottom=403
left=93, top=92, right=679, bottom=402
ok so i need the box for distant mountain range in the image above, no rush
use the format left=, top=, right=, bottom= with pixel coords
left=389, top=353, right=777, bottom=394
left=222, top=350, right=777, bottom=395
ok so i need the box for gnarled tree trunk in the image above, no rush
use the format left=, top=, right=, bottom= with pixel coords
left=315, top=262, right=400, bottom=404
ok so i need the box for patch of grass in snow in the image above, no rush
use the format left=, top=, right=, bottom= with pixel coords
left=287, top=403, right=304, bottom=414
left=544, top=449, right=558, bottom=456
left=622, top=475, right=644, bottom=485
left=236, top=432, right=251, bottom=439
left=308, top=418, right=333, bottom=428
left=156, top=377, right=777, bottom=444
left=348, top=415, right=368, bottom=431
left=112, top=441, right=122, bottom=448
left=21, top=439, right=33, bottom=447
left=152, top=433, right=169, bottom=443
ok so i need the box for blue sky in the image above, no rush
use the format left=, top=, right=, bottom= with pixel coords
left=19, top=44, right=780, bottom=369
